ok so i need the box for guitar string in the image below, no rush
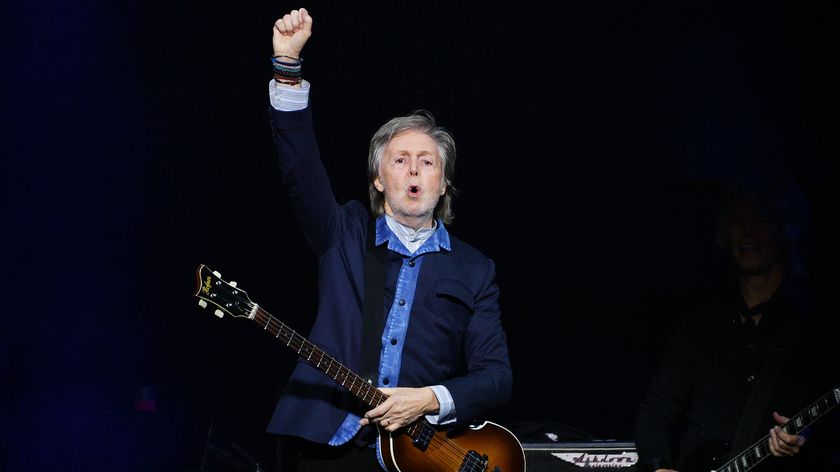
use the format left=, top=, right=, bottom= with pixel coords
left=252, top=306, right=492, bottom=471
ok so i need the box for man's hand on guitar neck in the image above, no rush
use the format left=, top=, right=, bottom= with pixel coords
left=768, top=411, right=806, bottom=457
left=652, top=411, right=808, bottom=472
left=359, top=387, right=440, bottom=433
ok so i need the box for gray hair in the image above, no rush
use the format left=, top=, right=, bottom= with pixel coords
left=367, top=110, right=457, bottom=224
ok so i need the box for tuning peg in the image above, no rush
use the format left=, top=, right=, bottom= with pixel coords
left=214, top=309, right=225, bottom=318
left=213, top=271, right=222, bottom=278
left=230, top=281, right=237, bottom=287
left=198, top=300, right=208, bottom=309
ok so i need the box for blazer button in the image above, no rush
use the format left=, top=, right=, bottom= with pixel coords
left=408, top=260, right=415, bottom=267
left=382, top=378, right=389, bottom=385
left=398, top=299, right=406, bottom=306
left=746, top=374, right=756, bottom=383
left=390, top=338, right=398, bottom=345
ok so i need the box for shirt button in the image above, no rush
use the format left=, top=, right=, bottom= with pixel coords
left=398, top=299, right=406, bottom=306
left=390, top=338, right=398, bottom=345
left=408, top=260, right=415, bottom=267
left=746, top=374, right=756, bottom=383
left=382, top=378, right=390, bottom=385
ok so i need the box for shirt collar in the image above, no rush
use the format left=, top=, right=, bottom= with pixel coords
left=375, top=215, right=451, bottom=256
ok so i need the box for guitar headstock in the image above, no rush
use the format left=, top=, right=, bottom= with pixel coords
left=194, top=264, right=257, bottom=319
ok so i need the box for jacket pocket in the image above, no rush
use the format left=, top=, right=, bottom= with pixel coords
left=435, top=278, right=474, bottom=309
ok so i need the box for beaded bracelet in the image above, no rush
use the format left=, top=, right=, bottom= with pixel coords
left=271, top=55, right=303, bottom=85
left=272, top=62, right=301, bottom=73
left=273, top=74, right=302, bottom=86
left=272, top=54, right=302, bottom=63
left=272, top=55, right=303, bottom=68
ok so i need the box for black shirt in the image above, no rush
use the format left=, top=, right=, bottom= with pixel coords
left=634, top=277, right=839, bottom=471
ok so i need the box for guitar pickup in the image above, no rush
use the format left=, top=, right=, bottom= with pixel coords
left=458, top=451, right=488, bottom=472
left=411, top=423, right=434, bottom=451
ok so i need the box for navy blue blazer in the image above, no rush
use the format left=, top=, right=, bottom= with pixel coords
left=265, top=106, right=513, bottom=444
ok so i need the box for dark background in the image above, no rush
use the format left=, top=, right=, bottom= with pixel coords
left=3, top=1, right=838, bottom=470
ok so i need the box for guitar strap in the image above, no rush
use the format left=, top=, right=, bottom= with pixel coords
left=354, top=217, right=389, bottom=447
left=360, top=217, right=387, bottom=384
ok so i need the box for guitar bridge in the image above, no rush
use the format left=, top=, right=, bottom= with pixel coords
left=458, top=450, right=488, bottom=472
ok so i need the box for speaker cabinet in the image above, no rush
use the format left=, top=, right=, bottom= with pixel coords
left=522, top=441, right=638, bottom=471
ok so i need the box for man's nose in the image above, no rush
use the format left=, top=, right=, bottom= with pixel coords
left=409, top=157, right=419, bottom=175
left=741, top=217, right=756, bottom=235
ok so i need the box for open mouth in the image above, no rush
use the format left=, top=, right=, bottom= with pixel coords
left=408, top=185, right=421, bottom=197
left=739, top=243, right=759, bottom=253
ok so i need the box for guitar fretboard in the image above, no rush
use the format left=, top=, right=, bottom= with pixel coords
left=716, top=388, right=840, bottom=472
left=251, top=306, right=389, bottom=409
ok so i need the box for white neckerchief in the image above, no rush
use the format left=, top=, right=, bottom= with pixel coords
left=384, top=214, right=437, bottom=254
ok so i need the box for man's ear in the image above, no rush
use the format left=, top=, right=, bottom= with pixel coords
left=374, top=176, right=385, bottom=192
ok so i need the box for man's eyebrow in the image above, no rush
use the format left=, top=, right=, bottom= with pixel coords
left=392, top=150, right=434, bottom=157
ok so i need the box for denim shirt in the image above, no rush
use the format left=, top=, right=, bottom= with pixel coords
left=328, top=215, right=456, bottom=446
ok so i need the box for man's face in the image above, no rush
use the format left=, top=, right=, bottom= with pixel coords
left=374, top=130, right=445, bottom=228
left=726, top=198, right=784, bottom=275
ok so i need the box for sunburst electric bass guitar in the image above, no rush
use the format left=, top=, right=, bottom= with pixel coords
left=193, top=264, right=526, bottom=472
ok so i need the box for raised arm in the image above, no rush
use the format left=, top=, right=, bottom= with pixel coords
left=270, top=7, right=356, bottom=255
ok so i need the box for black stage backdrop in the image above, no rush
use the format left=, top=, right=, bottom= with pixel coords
left=3, top=1, right=838, bottom=470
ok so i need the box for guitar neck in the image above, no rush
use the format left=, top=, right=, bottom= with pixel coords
left=717, top=388, right=840, bottom=472
left=250, top=306, right=387, bottom=409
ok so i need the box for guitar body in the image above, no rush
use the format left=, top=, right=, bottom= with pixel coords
left=380, top=420, right=526, bottom=472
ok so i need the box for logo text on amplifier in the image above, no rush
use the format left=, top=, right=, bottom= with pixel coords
left=551, top=452, right=639, bottom=468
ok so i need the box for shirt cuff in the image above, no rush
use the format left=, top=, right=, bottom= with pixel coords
left=268, top=79, right=310, bottom=111
left=425, top=385, right=456, bottom=425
